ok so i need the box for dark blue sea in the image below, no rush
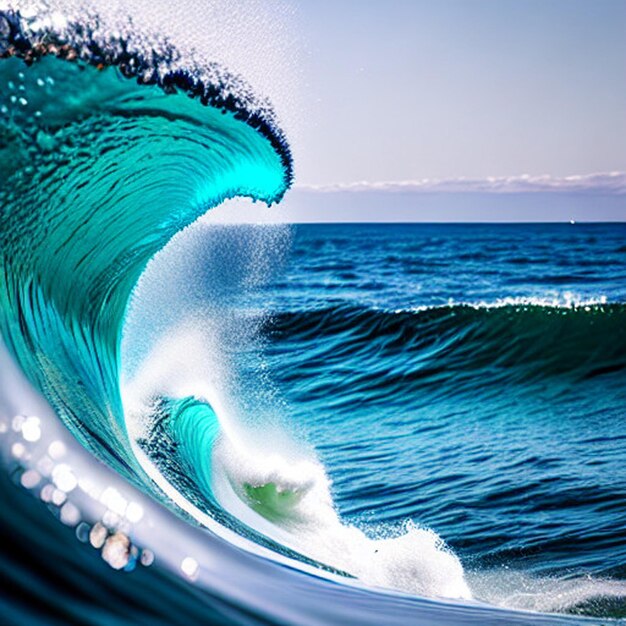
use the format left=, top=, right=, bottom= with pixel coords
left=265, top=223, right=626, bottom=587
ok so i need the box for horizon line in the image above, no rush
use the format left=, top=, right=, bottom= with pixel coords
left=203, top=218, right=626, bottom=226
left=293, top=171, right=626, bottom=195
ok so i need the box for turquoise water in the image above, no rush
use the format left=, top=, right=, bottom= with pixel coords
left=1, top=4, right=626, bottom=625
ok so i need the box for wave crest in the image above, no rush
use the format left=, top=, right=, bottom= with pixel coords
left=268, top=301, right=626, bottom=395
left=0, top=2, right=290, bottom=485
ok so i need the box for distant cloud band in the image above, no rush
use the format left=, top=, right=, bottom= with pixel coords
left=296, top=172, right=626, bottom=195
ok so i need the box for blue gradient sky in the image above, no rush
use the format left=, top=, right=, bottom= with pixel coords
left=208, top=0, right=625, bottom=222
left=293, top=0, right=625, bottom=186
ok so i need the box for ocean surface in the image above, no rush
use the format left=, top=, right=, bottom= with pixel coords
left=1, top=4, right=626, bottom=625
left=128, top=221, right=626, bottom=615
left=264, top=222, right=626, bottom=589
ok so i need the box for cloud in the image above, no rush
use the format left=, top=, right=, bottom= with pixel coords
left=203, top=171, right=626, bottom=224
left=295, top=171, right=626, bottom=195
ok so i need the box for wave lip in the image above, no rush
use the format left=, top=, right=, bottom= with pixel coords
left=0, top=3, right=292, bottom=180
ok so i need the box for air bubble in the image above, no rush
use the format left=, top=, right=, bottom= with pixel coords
left=76, top=522, right=91, bottom=543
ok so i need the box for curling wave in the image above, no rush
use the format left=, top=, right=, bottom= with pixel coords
left=0, top=0, right=472, bottom=606
left=0, top=3, right=289, bottom=478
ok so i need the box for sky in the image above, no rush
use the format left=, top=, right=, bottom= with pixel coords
left=292, top=0, right=626, bottom=185
left=30, top=0, right=626, bottom=222
left=214, top=0, right=626, bottom=221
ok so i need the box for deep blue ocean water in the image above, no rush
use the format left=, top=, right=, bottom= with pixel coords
left=261, top=224, right=626, bottom=581
left=3, top=219, right=626, bottom=624
left=127, top=220, right=626, bottom=617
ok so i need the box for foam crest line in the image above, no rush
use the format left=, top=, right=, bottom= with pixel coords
left=0, top=3, right=291, bottom=479
left=269, top=301, right=626, bottom=378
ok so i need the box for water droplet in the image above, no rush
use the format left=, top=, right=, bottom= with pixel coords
left=140, top=549, right=154, bottom=566
left=40, top=483, right=54, bottom=503
left=12, top=415, right=25, bottom=432
left=51, top=488, right=67, bottom=506
left=102, top=532, right=130, bottom=570
left=100, top=486, right=127, bottom=516
left=52, top=463, right=77, bottom=492
left=48, top=440, right=66, bottom=459
left=21, top=416, right=41, bottom=442
left=76, top=522, right=91, bottom=543
left=20, top=469, right=41, bottom=489
left=181, top=556, right=199, bottom=579
left=60, top=502, right=81, bottom=526
left=126, top=502, right=144, bottom=523
left=89, top=522, right=108, bottom=549
left=11, top=442, right=26, bottom=459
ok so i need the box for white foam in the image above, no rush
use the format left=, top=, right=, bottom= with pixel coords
left=469, top=568, right=626, bottom=614
left=119, top=217, right=472, bottom=600
left=123, top=323, right=472, bottom=600
left=213, top=434, right=471, bottom=600
left=398, top=292, right=610, bottom=315
left=10, top=0, right=301, bottom=142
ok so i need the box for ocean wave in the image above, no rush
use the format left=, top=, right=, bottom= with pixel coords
left=0, top=0, right=473, bottom=612
left=267, top=300, right=626, bottom=392
left=2, top=3, right=624, bottom=624
left=121, top=320, right=472, bottom=598
left=0, top=0, right=290, bottom=481
left=0, top=4, right=292, bottom=174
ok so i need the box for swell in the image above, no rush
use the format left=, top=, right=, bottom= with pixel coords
left=0, top=4, right=291, bottom=483
left=266, top=302, right=626, bottom=399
